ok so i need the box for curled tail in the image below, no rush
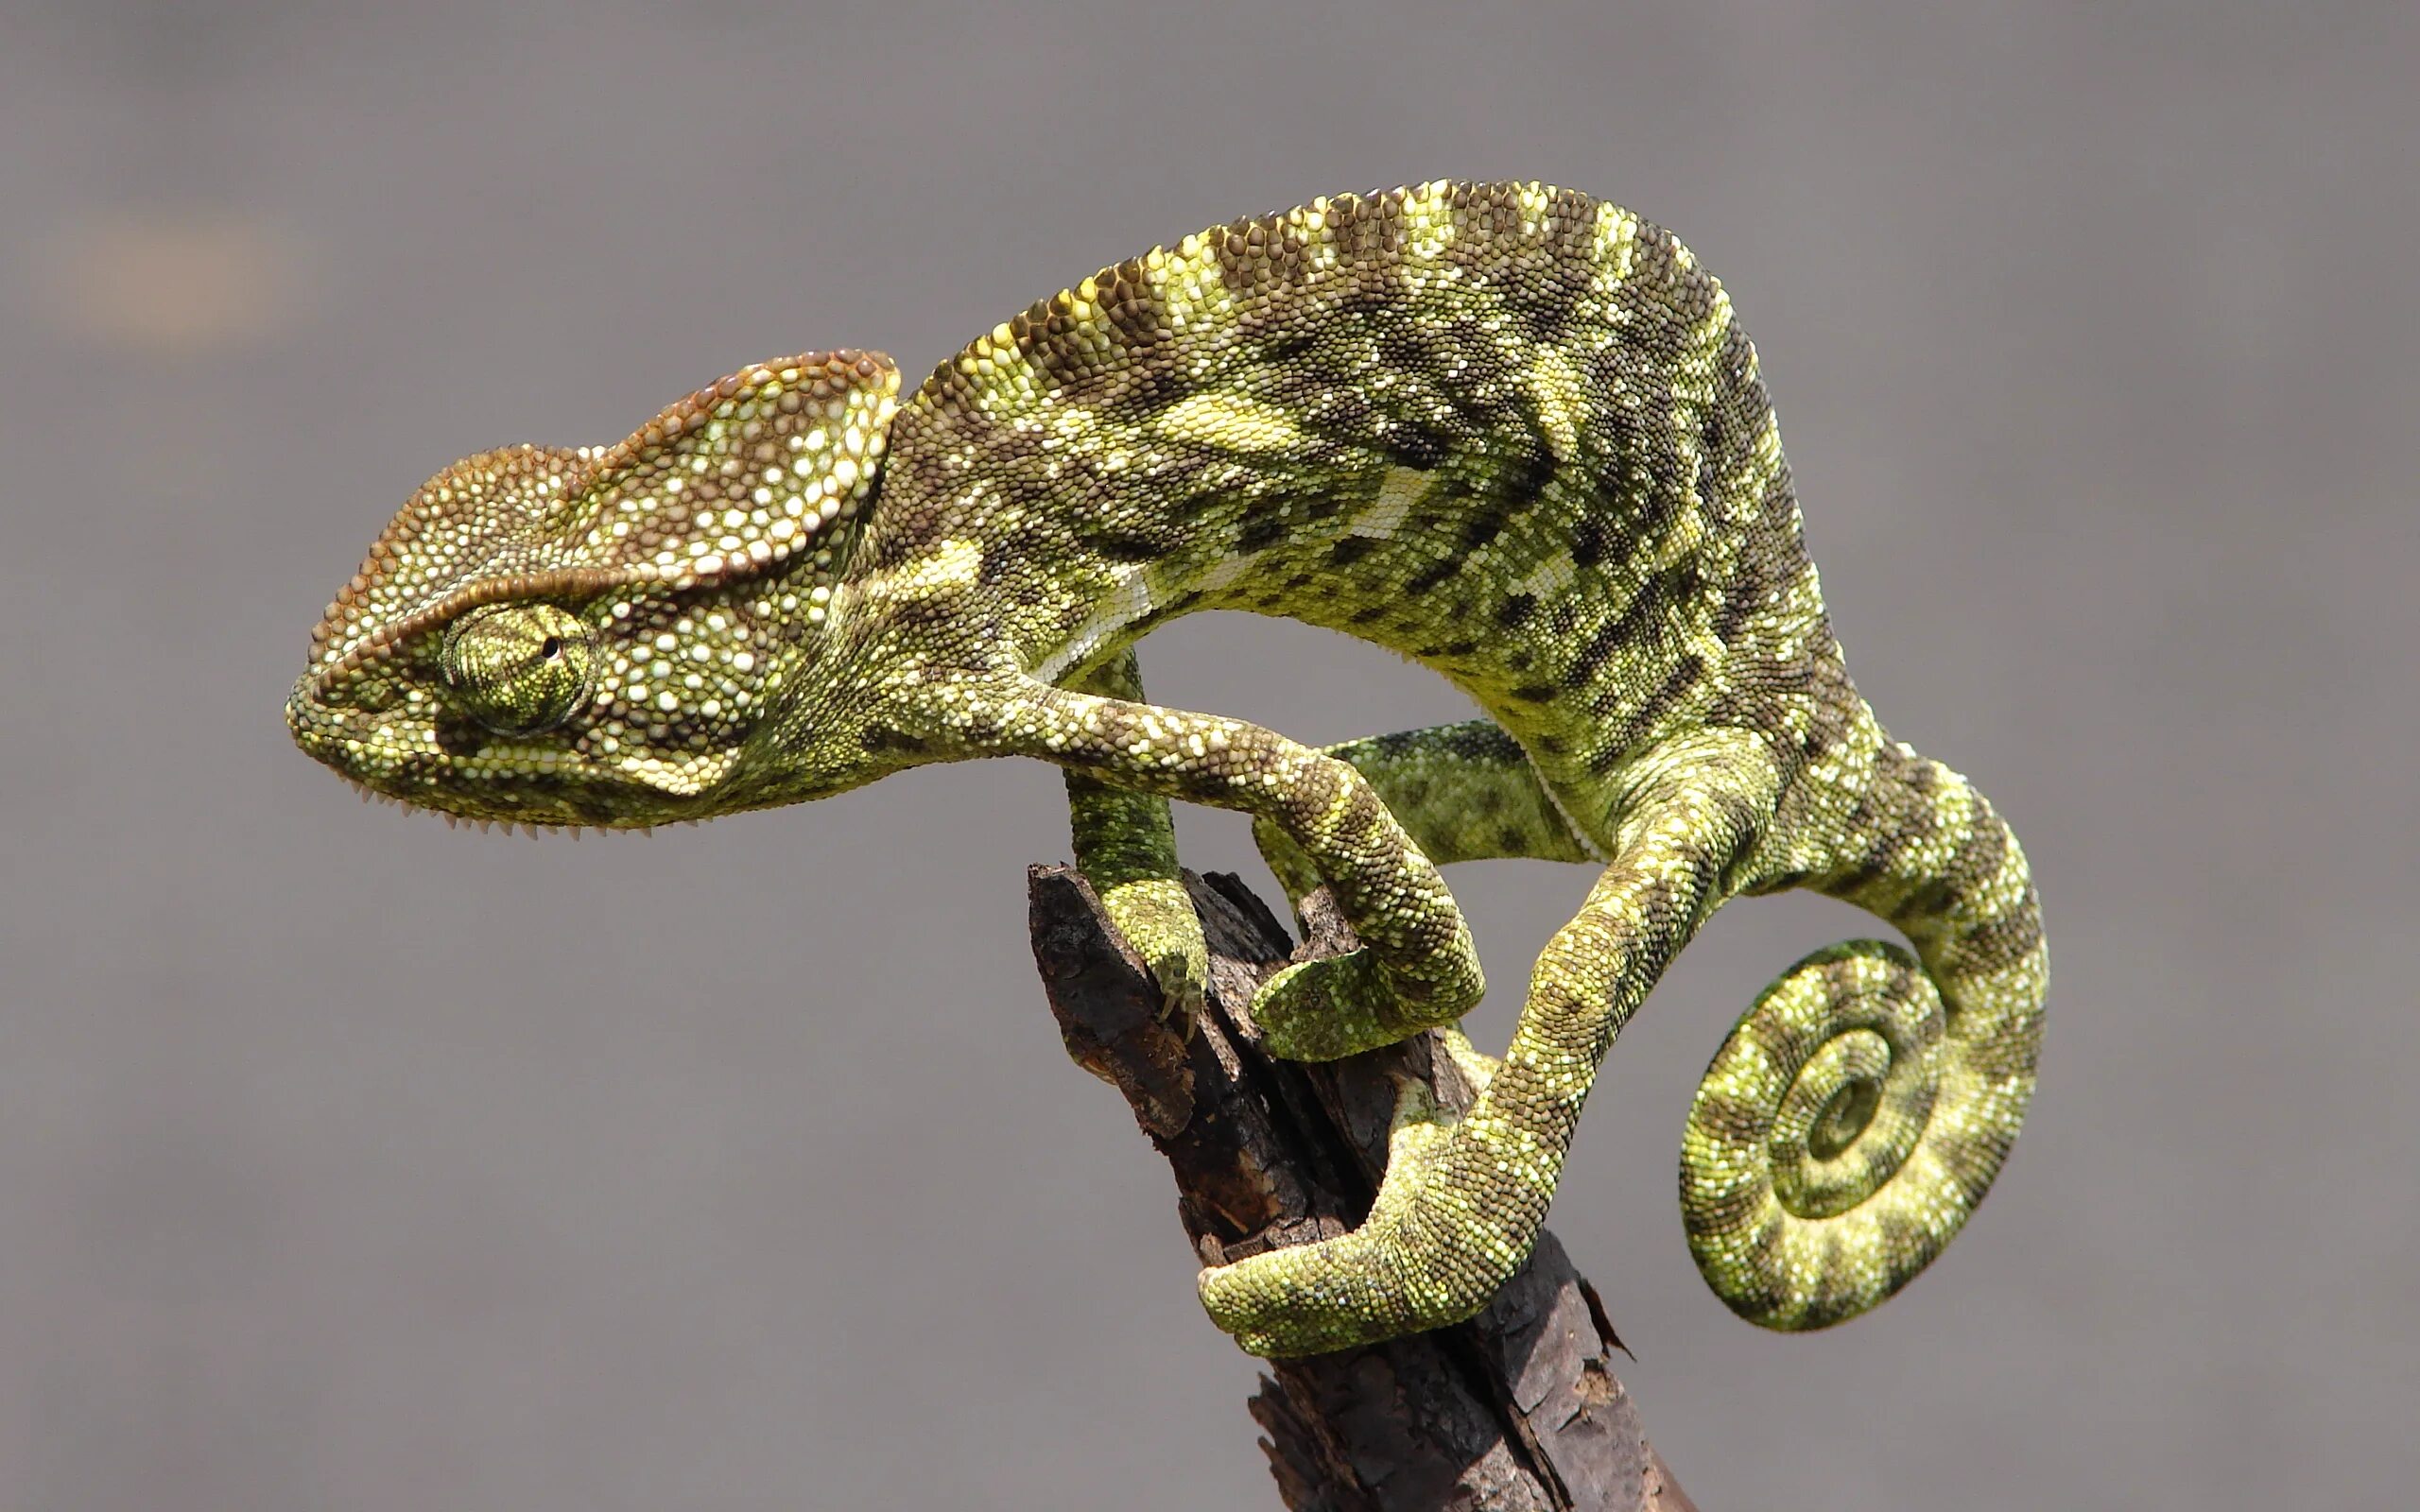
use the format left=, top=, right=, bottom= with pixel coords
left=1680, top=739, right=2047, bottom=1329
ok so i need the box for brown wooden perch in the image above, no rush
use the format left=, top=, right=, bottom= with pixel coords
left=1027, top=864, right=1697, bottom=1512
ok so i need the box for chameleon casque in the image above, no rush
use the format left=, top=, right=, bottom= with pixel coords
left=288, top=180, right=2045, bottom=1357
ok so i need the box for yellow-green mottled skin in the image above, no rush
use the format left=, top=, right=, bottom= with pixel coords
left=289, top=181, right=2046, bottom=1357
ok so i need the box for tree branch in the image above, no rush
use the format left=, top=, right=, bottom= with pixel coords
left=1027, top=865, right=1697, bottom=1511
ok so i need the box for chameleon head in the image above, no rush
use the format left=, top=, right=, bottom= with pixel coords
left=286, top=352, right=904, bottom=830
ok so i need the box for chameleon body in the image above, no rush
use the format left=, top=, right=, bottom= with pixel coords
left=289, top=181, right=2046, bottom=1357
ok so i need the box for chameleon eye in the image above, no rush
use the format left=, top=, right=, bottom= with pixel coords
left=440, top=604, right=595, bottom=734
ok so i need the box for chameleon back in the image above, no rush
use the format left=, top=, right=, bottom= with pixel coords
left=873, top=183, right=1841, bottom=830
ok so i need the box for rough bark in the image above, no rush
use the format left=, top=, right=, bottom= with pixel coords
left=1027, top=865, right=1697, bottom=1512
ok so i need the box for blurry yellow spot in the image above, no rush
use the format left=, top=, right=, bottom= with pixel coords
left=1156, top=392, right=1305, bottom=452
left=36, top=208, right=318, bottom=354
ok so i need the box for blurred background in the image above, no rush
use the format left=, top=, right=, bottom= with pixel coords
left=2, top=2, right=2413, bottom=1507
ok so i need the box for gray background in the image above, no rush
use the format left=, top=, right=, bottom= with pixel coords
left=3, top=2, right=2412, bottom=1507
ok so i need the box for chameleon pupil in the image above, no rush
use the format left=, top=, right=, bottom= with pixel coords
left=436, top=603, right=591, bottom=734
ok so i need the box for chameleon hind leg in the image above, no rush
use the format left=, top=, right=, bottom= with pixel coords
left=1250, top=719, right=1594, bottom=905
left=1682, top=736, right=2047, bottom=1329
left=1200, top=729, right=1785, bottom=1355
left=982, top=679, right=1486, bottom=1063
left=1059, top=650, right=1208, bottom=1022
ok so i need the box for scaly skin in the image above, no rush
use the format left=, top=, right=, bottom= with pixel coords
left=289, top=181, right=2046, bottom=1357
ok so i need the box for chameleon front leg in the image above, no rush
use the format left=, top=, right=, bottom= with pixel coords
left=975, top=679, right=1485, bottom=1063
left=1201, top=729, right=1784, bottom=1355
left=1060, top=650, right=1208, bottom=1022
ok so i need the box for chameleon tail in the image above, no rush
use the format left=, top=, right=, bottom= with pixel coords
left=1679, top=742, right=2046, bottom=1329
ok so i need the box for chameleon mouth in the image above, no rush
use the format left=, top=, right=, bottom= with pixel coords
left=285, top=675, right=694, bottom=837
left=325, top=771, right=691, bottom=838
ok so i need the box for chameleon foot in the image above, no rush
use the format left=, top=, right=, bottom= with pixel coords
left=1198, top=1074, right=1515, bottom=1355
left=1251, top=951, right=1483, bottom=1062
left=1250, top=950, right=1398, bottom=1060
left=1097, top=875, right=1209, bottom=1027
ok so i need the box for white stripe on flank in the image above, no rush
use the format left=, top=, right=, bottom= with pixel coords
left=1033, top=564, right=1160, bottom=684
left=1350, top=465, right=1432, bottom=539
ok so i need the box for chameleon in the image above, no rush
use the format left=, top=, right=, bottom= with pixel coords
left=287, top=180, right=2046, bottom=1358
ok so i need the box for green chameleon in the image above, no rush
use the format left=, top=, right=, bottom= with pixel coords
left=288, top=180, right=2045, bottom=1358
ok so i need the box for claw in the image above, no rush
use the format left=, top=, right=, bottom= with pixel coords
left=1159, top=978, right=1203, bottom=1042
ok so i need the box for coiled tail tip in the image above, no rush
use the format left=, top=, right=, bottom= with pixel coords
left=1679, top=936, right=2033, bottom=1331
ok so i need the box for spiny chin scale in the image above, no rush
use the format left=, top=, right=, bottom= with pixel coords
left=336, top=775, right=711, bottom=838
